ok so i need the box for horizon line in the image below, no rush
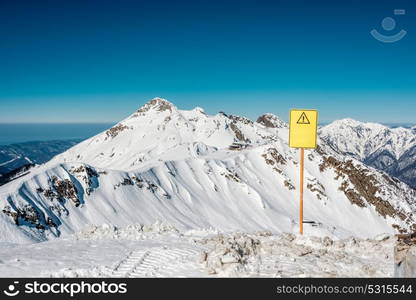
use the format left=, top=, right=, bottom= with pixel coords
left=0, top=121, right=415, bottom=126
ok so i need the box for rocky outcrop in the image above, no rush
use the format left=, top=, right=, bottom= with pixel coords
left=43, top=176, right=80, bottom=207
left=307, top=178, right=327, bottom=201
left=137, top=98, right=174, bottom=114
left=257, top=114, right=287, bottom=128
left=320, top=156, right=403, bottom=219
left=395, top=233, right=416, bottom=277
left=229, top=123, right=248, bottom=142
left=105, top=123, right=130, bottom=139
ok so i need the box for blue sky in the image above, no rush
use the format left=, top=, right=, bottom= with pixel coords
left=0, top=0, right=415, bottom=123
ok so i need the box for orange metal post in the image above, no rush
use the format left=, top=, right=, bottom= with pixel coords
left=300, top=148, right=304, bottom=235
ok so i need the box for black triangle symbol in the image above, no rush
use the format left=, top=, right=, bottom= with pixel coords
left=297, top=112, right=310, bottom=124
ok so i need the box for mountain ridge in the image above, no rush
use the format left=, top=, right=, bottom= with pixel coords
left=0, top=98, right=415, bottom=243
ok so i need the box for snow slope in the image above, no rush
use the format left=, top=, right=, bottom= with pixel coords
left=0, top=226, right=394, bottom=278
left=0, top=99, right=415, bottom=244
left=319, top=119, right=416, bottom=188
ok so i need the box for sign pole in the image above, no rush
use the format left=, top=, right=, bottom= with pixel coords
left=300, top=148, right=304, bottom=235
left=289, top=109, right=318, bottom=235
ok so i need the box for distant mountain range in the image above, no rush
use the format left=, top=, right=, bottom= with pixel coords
left=0, top=98, right=414, bottom=244
left=320, top=119, right=416, bottom=188
left=0, top=140, right=81, bottom=184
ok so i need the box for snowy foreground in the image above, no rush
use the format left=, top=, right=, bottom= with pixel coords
left=0, top=223, right=394, bottom=278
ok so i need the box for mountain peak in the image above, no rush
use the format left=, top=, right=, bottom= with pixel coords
left=328, top=118, right=387, bottom=131
left=192, top=107, right=205, bottom=114
left=333, top=118, right=363, bottom=127
left=256, top=113, right=287, bottom=128
left=137, top=97, right=176, bottom=114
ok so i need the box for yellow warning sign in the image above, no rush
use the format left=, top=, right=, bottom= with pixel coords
left=289, top=109, right=318, bottom=149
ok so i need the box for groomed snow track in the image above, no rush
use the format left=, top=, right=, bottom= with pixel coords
left=112, top=246, right=200, bottom=278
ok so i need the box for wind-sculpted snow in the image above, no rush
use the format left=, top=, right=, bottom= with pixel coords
left=199, top=232, right=394, bottom=277
left=0, top=99, right=415, bottom=244
left=0, top=228, right=395, bottom=277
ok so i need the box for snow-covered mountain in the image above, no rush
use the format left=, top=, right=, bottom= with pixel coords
left=1, top=99, right=415, bottom=243
left=319, top=119, right=416, bottom=188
